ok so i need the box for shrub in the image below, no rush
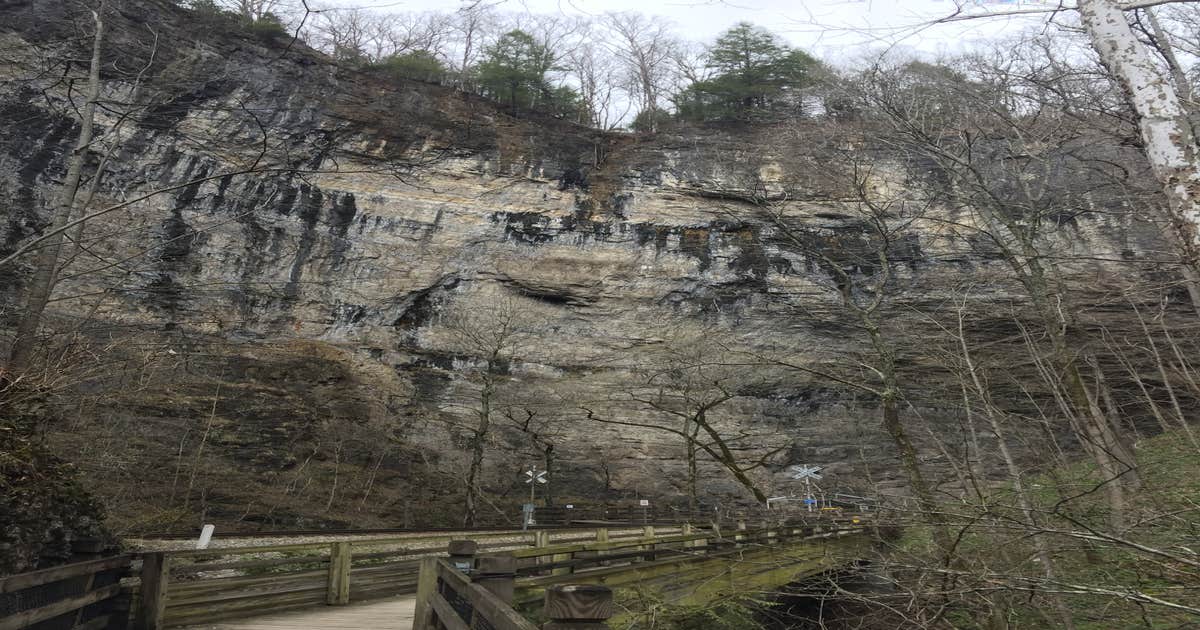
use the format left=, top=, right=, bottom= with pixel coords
left=375, top=50, right=447, bottom=83
left=0, top=389, right=115, bottom=573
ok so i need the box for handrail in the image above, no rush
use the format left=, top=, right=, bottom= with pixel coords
left=130, top=526, right=675, bottom=628
left=414, top=542, right=614, bottom=630
left=126, top=522, right=869, bottom=628
left=505, top=524, right=871, bottom=614
left=156, top=525, right=667, bottom=557
left=413, top=525, right=869, bottom=629
left=506, top=523, right=862, bottom=562
left=0, top=555, right=131, bottom=630
left=0, top=555, right=131, bottom=593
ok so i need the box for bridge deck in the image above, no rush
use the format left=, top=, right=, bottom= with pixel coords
left=182, top=595, right=416, bottom=630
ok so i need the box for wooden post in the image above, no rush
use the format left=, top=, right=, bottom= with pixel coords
left=327, top=541, right=351, bottom=605
left=135, top=552, right=168, bottom=630
left=412, top=556, right=438, bottom=630
left=552, top=547, right=574, bottom=576
left=542, top=584, right=615, bottom=629
left=474, top=554, right=517, bottom=603
left=641, top=525, right=655, bottom=562
left=594, top=528, right=609, bottom=566
left=533, top=530, right=551, bottom=574
left=448, top=540, right=477, bottom=574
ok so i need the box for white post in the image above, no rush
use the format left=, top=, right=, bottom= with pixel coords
left=196, top=524, right=215, bottom=549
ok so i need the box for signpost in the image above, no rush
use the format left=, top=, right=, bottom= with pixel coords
left=789, top=464, right=823, bottom=513
left=522, top=465, right=548, bottom=530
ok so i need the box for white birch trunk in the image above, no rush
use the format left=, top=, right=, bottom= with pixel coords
left=1078, top=0, right=1200, bottom=312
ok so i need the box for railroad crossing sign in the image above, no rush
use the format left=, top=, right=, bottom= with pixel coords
left=790, top=464, right=824, bottom=513
left=524, top=469, right=548, bottom=484
left=522, top=466, right=549, bottom=531
left=789, top=465, right=823, bottom=480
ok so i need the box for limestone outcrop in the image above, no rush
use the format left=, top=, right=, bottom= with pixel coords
left=0, top=0, right=1168, bottom=529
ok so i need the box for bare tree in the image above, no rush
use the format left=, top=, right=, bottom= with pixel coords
left=564, top=37, right=628, bottom=128
left=439, top=291, right=538, bottom=526
left=602, top=12, right=679, bottom=125
left=232, top=0, right=284, bottom=21
left=583, top=324, right=789, bottom=506
left=8, top=3, right=106, bottom=373
left=1076, top=0, right=1200, bottom=310
left=304, top=6, right=376, bottom=62
left=504, top=406, right=563, bottom=504
left=916, top=1, right=1200, bottom=315
left=448, top=0, right=500, bottom=88
left=850, top=57, right=1145, bottom=530
left=745, top=143, right=954, bottom=553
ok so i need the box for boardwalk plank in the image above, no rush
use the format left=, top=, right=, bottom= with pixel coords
left=180, top=594, right=416, bottom=630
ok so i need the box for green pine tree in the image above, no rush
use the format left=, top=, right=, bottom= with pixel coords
left=477, top=30, right=556, bottom=111
left=376, top=50, right=447, bottom=83
left=676, top=22, right=821, bottom=121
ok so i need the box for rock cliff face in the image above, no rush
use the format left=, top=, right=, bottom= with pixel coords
left=0, top=1, right=1170, bottom=529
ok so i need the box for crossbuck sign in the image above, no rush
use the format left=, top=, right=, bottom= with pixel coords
left=789, top=465, right=822, bottom=480
left=524, top=469, right=548, bottom=484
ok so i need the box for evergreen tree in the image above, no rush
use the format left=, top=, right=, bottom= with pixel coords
left=377, top=50, right=448, bottom=83
left=477, top=30, right=555, bottom=111
left=676, top=22, right=820, bottom=121
left=544, top=84, right=585, bottom=120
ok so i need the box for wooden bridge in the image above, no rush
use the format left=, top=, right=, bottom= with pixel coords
left=1, top=519, right=873, bottom=630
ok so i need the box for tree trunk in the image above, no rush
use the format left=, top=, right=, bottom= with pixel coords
left=8, top=6, right=105, bottom=372
left=683, top=417, right=698, bottom=513
left=880, top=389, right=950, bottom=552
left=1079, top=0, right=1200, bottom=316
left=959, top=323, right=1076, bottom=630
left=1063, top=362, right=1132, bottom=532
left=464, top=371, right=494, bottom=527
left=693, top=410, right=769, bottom=504
left=543, top=444, right=554, bottom=505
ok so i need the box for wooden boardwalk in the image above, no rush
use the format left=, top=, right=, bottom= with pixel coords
left=181, top=595, right=416, bottom=630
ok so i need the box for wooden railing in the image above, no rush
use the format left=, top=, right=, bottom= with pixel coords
left=0, top=555, right=131, bottom=630
left=414, top=523, right=868, bottom=629
left=505, top=522, right=869, bottom=614
left=413, top=541, right=615, bottom=630
left=131, top=526, right=674, bottom=628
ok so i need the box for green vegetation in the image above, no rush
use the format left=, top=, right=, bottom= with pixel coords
left=476, top=29, right=582, bottom=118
left=674, top=22, right=822, bottom=122
left=187, top=0, right=289, bottom=44
left=614, top=588, right=772, bottom=630
left=375, top=50, right=448, bottom=83
left=631, top=107, right=673, bottom=133
left=894, top=431, right=1200, bottom=629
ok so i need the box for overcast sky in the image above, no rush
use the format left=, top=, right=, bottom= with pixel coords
left=328, top=0, right=1061, bottom=62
